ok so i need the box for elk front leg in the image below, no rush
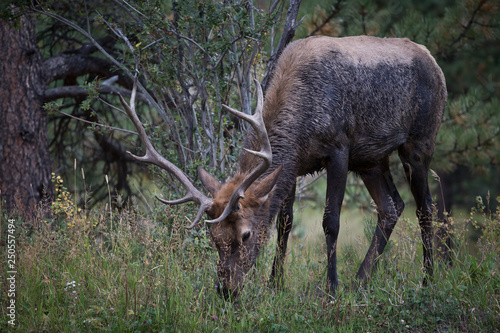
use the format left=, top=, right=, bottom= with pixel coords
left=323, top=150, right=348, bottom=296
left=270, top=183, right=296, bottom=289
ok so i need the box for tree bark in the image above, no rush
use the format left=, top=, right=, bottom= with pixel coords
left=0, top=15, right=53, bottom=219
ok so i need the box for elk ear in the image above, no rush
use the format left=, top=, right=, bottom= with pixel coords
left=198, top=167, right=222, bottom=196
left=253, top=165, right=283, bottom=201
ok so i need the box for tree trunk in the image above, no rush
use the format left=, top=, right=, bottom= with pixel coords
left=0, top=15, right=52, bottom=220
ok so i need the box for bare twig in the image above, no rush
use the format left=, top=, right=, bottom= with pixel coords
left=52, top=109, right=138, bottom=136
left=165, top=29, right=212, bottom=62
left=44, top=84, right=149, bottom=103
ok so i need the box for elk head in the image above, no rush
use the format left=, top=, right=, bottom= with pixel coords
left=119, top=79, right=281, bottom=299
left=198, top=165, right=282, bottom=298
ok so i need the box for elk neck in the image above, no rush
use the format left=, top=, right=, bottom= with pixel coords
left=237, top=117, right=299, bottom=220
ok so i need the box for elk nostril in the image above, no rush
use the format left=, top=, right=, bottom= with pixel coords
left=216, top=287, right=230, bottom=299
left=215, top=277, right=226, bottom=295
left=242, top=231, right=251, bottom=242
left=216, top=284, right=224, bottom=296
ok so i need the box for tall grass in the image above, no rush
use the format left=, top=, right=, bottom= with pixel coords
left=1, top=184, right=499, bottom=332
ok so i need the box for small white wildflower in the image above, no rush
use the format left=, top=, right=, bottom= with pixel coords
left=65, top=281, right=78, bottom=291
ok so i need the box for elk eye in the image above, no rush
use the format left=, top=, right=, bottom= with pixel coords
left=233, top=203, right=240, bottom=212
left=242, top=231, right=251, bottom=243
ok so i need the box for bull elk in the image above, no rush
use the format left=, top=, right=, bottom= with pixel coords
left=119, top=36, right=446, bottom=299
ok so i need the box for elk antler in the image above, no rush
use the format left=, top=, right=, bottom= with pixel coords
left=206, top=79, right=272, bottom=223
left=118, top=80, right=213, bottom=229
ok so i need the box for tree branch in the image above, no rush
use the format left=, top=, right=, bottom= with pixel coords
left=450, top=0, right=487, bottom=48
left=34, top=8, right=169, bottom=123
left=42, top=53, right=127, bottom=85
left=44, top=84, right=149, bottom=104
left=262, top=0, right=302, bottom=92
left=308, top=0, right=342, bottom=37
left=51, top=109, right=138, bottom=136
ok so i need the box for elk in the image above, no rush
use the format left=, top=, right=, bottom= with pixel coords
left=119, top=35, right=447, bottom=299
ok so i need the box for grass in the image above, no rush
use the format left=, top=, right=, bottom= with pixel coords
left=1, top=188, right=499, bottom=332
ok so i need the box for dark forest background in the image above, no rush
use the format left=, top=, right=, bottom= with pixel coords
left=1, top=0, right=499, bottom=224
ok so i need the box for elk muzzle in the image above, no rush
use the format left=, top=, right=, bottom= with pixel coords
left=215, top=265, right=245, bottom=300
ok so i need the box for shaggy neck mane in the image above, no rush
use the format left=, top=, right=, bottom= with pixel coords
left=238, top=120, right=299, bottom=222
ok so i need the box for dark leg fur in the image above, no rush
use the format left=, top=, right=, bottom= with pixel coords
left=270, top=183, right=296, bottom=289
left=323, top=149, right=349, bottom=296
left=356, top=157, right=404, bottom=281
left=399, top=142, right=434, bottom=284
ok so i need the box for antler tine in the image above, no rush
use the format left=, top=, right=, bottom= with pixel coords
left=118, top=79, right=212, bottom=229
left=206, top=79, right=272, bottom=224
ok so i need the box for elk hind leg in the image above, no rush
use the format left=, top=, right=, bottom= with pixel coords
left=356, top=157, right=404, bottom=282
left=399, top=142, right=434, bottom=285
